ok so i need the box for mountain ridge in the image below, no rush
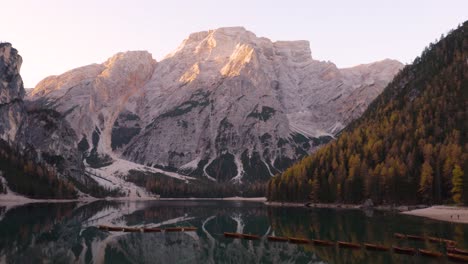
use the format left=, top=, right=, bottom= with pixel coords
left=267, top=22, right=467, bottom=204
left=28, top=27, right=403, bottom=186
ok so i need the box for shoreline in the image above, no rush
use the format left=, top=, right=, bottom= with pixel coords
left=0, top=195, right=267, bottom=206
left=3, top=195, right=468, bottom=224
left=403, top=205, right=468, bottom=224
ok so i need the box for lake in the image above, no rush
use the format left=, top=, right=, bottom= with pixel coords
left=0, top=200, right=467, bottom=263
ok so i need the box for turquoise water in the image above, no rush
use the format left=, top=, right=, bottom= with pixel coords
left=0, top=201, right=467, bottom=263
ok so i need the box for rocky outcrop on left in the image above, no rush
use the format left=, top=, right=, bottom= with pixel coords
left=0, top=43, right=25, bottom=142
left=0, top=43, right=91, bottom=192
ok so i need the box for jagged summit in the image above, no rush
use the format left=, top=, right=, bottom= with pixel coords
left=27, top=27, right=403, bottom=185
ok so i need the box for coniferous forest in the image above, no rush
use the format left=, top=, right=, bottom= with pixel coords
left=0, top=140, right=77, bottom=199
left=268, top=22, right=467, bottom=205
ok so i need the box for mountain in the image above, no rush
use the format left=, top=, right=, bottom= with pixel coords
left=267, top=22, right=467, bottom=204
left=28, top=27, right=402, bottom=186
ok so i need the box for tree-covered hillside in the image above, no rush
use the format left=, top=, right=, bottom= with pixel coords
left=268, top=22, right=467, bottom=205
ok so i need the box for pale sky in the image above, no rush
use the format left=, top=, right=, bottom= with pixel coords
left=2, top=0, right=467, bottom=88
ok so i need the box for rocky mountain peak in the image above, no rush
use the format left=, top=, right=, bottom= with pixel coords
left=26, top=27, right=404, bottom=186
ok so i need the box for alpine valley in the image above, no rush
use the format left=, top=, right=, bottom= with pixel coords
left=0, top=27, right=403, bottom=199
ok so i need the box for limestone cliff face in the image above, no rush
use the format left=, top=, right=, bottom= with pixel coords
left=0, top=43, right=89, bottom=187
left=0, top=43, right=25, bottom=142
left=30, top=27, right=403, bottom=184
left=30, top=51, right=156, bottom=166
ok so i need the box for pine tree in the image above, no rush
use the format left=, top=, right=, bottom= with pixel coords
left=451, top=165, right=464, bottom=204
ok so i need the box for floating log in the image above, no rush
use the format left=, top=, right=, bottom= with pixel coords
left=364, top=243, right=389, bottom=251
left=288, top=237, right=310, bottom=244
left=183, top=227, right=197, bottom=231
left=406, top=234, right=425, bottom=241
left=338, top=241, right=361, bottom=249
left=447, top=253, right=468, bottom=263
left=267, top=236, right=289, bottom=242
left=122, top=227, right=140, bottom=232
left=444, top=239, right=458, bottom=246
left=448, top=248, right=468, bottom=256
left=394, top=233, right=406, bottom=239
left=418, top=249, right=442, bottom=258
left=392, top=246, right=416, bottom=255
left=98, top=225, right=123, bottom=231
left=428, top=236, right=442, bottom=243
left=242, top=234, right=261, bottom=240
left=165, top=227, right=184, bottom=232
left=312, top=239, right=335, bottom=246
left=224, top=232, right=243, bottom=238
left=143, top=227, right=162, bottom=233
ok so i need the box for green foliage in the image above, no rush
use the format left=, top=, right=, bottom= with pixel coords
left=125, top=170, right=266, bottom=198
left=205, top=153, right=238, bottom=182
left=268, top=22, right=468, bottom=205
left=452, top=165, right=464, bottom=204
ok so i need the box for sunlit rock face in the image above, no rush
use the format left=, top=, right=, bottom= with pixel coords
left=30, top=27, right=403, bottom=183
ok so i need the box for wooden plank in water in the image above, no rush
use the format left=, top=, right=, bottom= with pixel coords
left=364, top=243, right=389, bottom=251
left=122, top=227, right=140, bottom=232
left=394, top=233, right=406, bottom=239
left=447, top=253, right=468, bottom=263
left=143, top=227, right=162, bottom=233
left=267, top=236, right=289, bottom=242
left=242, top=234, right=260, bottom=240
left=288, top=237, right=310, bottom=244
left=338, top=241, right=361, bottom=249
left=224, top=232, right=243, bottom=238
left=406, top=234, right=425, bottom=241
left=418, top=249, right=442, bottom=258
left=165, top=227, right=184, bottom=232
left=448, top=248, right=468, bottom=256
left=392, top=246, right=416, bottom=255
left=312, top=239, right=335, bottom=247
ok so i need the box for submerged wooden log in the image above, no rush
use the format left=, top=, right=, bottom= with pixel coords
left=338, top=241, right=361, bottom=249
left=364, top=243, right=389, bottom=251
left=267, top=236, right=289, bottom=242
left=406, top=234, right=425, bottom=241
left=394, top=233, right=406, bottom=239
left=312, top=239, right=335, bottom=246
left=447, top=253, right=468, bottom=263
left=448, top=248, right=468, bottom=256
left=122, top=227, right=140, bottom=232
left=242, top=234, right=260, bottom=240
left=224, top=232, right=243, bottom=238
left=165, top=227, right=184, bottom=232
left=288, top=237, right=310, bottom=244
left=418, top=249, right=442, bottom=258
left=392, top=246, right=416, bottom=255
left=143, top=227, right=162, bottom=233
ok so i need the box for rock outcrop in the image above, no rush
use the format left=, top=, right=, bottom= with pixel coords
left=0, top=43, right=90, bottom=188
left=0, top=43, right=25, bottom=142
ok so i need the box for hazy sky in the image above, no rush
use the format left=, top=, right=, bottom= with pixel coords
left=2, top=0, right=467, bottom=88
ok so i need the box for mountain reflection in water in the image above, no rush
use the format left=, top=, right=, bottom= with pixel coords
left=0, top=200, right=466, bottom=264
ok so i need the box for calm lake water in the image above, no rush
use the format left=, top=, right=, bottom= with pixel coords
left=0, top=200, right=467, bottom=264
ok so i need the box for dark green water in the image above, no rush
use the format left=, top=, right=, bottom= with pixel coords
left=0, top=201, right=467, bottom=263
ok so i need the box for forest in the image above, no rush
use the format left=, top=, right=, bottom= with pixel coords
left=268, top=22, right=467, bottom=205
left=0, top=139, right=77, bottom=199
left=126, top=170, right=266, bottom=198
